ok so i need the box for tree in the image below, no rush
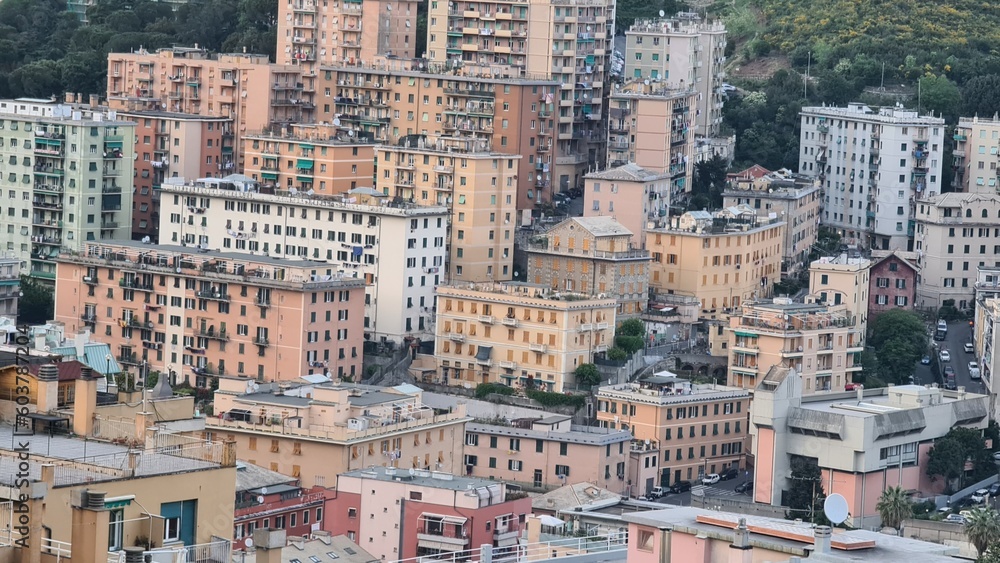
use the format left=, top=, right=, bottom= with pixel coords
left=17, top=275, right=52, bottom=325
left=868, top=309, right=927, bottom=384
left=785, top=456, right=828, bottom=524
left=962, top=75, right=1000, bottom=118
left=692, top=155, right=729, bottom=209
left=875, top=486, right=913, bottom=530
left=964, top=508, right=1000, bottom=558
left=607, top=347, right=628, bottom=362
left=925, top=427, right=993, bottom=490
left=574, top=363, right=602, bottom=387
left=978, top=543, right=1000, bottom=563
left=918, top=75, right=962, bottom=121
left=617, top=318, right=646, bottom=338
left=925, top=437, right=966, bottom=489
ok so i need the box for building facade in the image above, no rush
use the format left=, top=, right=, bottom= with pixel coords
left=624, top=15, right=727, bottom=136
left=974, top=297, right=1000, bottom=417
left=808, top=254, right=871, bottom=340
left=157, top=177, right=449, bottom=345
left=596, top=372, right=751, bottom=488
left=728, top=299, right=864, bottom=393
left=952, top=116, right=1000, bottom=194
left=915, top=192, right=1000, bottom=311
left=375, top=136, right=519, bottom=282
left=722, top=169, right=821, bottom=279
left=0, top=254, right=20, bottom=319
left=433, top=282, right=617, bottom=391
left=868, top=252, right=918, bottom=319
left=606, top=80, right=697, bottom=199
left=54, top=241, right=366, bottom=385
left=799, top=104, right=945, bottom=252
left=233, top=462, right=330, bottom=551
left=327, top=466, right=531, bottom=561
left=584, top=164, right=672, bottom=247
left=462, top=416, right=632, bottom=492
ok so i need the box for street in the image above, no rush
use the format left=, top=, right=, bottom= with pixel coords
left=652, top=472, right=754, bottom=507
left=916, top=320, right=987, bottom=394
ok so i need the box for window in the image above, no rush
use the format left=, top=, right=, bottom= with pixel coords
left=160, top=500, right=197, bottom=544
left=637, top=530, right=655, bottom=552
left=108, top=509, right=124, bottom=551
left=508, top=459, right=522, bottom=471
left=465, top=433, right=479, bottom=446
left=555, top=465, right=570, bottom=477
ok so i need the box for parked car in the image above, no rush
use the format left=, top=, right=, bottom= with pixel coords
left=989, top=482, right=1000, bottom=497
left=670, top=480, right=692, bottom=493
left=649, top=486, right=666, bottom=499
left=702, top=473, right=720, bottom=485
left=945, top=376, right=958, bottom=390
left=921, top=355, right=931, bottom=365
left=945, top=514, right=966, bottom=524
left=972, top=489, right=990, bottom=503
left=845, top=382, right=859, bottom=391
left=964, top=343, right=975, bottom=353
left=944, top=366, right=956, bottom=378
left=720, top=467, right=739, bottom=481
left=969, top=362, right=981, bottom=379
left=735, top=481, right=753, bottom=494
left=940, top=350, right=951, bottom=362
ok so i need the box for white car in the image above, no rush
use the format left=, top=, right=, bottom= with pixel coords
left=945, top=514, right=966, bottom=524
left=939, top=350, right=951, bottom=362
left=702, top=473, right=720, bottom=485
left=969, top=362, right=981, bottom=379
left=971, top=489, right=990, bottom=503
left=964, top=343, right=975, bottom=353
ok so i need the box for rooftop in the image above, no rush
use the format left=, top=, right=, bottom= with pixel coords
left=802, top=103, right=944, bottom=125
left=235, top=533, right=379, bottom=563
left=918, top=191, right=1000, bottom=209
left=436, top=282, right=618, bottom=308
left=597, top=372, right=749, bottom=406
left=235, top=461, right=298, bottom=493
left=796, top=384, right=987, bottom=420
left=585, top=163, right=670, bottom=183
left=466, top=422, right=631, bottom=447
left=568, top=216, right=633, bottom=237
left=340, top=465, right=508, bottom=493
left=533, top=482, right=623, bottom=514
left=811, top=253, right=872, bottom=268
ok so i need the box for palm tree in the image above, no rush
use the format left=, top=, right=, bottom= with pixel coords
left=964, top=507, right=1000, bottom=557
left=875, top=486, right=913, bottom=530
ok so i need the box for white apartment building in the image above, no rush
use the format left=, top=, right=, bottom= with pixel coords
left=799, top=104, right=945, bottom=252
left=625, top=14, right=727, bottom=136
left=952, top=116, right=1000, bottom=193
left=0, top=98, right=136, bottom=281
left=915, top=192, right=1000, bottom=311
left=157, top=177, right=449, bottom=344
left=973, top=267, right=1000, bottom=416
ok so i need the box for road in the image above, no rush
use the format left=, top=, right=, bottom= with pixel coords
left=652, top=471, right=754, bottom=507
left=917, top=320, right=987, bottom=394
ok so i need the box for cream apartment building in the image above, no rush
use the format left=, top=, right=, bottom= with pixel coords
left=607, top=80, right=697, bottom=199
left=808, top=254, right=871, bottom=339
left=596, top=372, right=751, bottom=487
left=157, top=177, right=449, bottom=344
left=433, top=282, right=617, bottom=392
left=376, top=136, right=518, bottom=282
left=625, top=15, right=727, bottom=136
left=0, top=98, right=136, bottom=281
left=728, top=298, right=863, bottom=393
left=208, top=378, right=471, bottom=487
left=799, top=104, right=945, bottom=251
left=425, top=0, right=614, bottom=188
left=952, top=116, right=1000, bottom=193
left=320, top=59, right=559, bottom=210
left=584, top=164, right=671, bottom=247
left=974, top=296, right=1000, bottom=416
left=722, top=169, right=821, bottom=279
left=915, top=192, right=1000, bottom=311
left=463, top=416, right=632, bottom=492
left=525, top=216, right=650, bottom=317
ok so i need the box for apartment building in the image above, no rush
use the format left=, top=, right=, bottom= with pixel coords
left=107, top=47, right=312, bottom=166
left=799, top=103, right=945, bottom=251
left=808, top=254, right=871, bottom=339
left=584, top=164, right=671, bottom=247
left=722, top=168, right=821, bottom=279
left=209, top=378, right=471, bottom=487
left=233, top=462, right=330, bottom=550
left=376, top=136, right=518, bottom=281
left=868, top=251, right=918, bottom=320
left=915, top=192, right=1000, bottom=311
left=462, top=416, right=632, bottom=492
left=0, top=254, right=19, bottom=318
left=625, top=15, right=727, bottom=136
left=243, top=123, right=376, bottom=194
left=974, top=297, right=1000, bottom=416
left=607, top=80, right=697, bottom=195
left=54, top=241, right=367, bottom=385
left=278, top=0, right=417, bottom=73
left=645, top=208, right=785, bottom=316
left=328, top=466, right=531, bottom=561
left=433, top=282, right=617, bottom=392
left=0, top=98, right=136, bottom=281
left=751, top=368, right=989, bottom=529
left=158, top=177, right=448, bottom=344
left=525, top=216, right=650, bottom=317
left=321, top=59, right=559, bottom=209
left=728, top=298, right=864, bottom=393
left=596, top=372, right=751, bottom=488
left=425, top=0, right=614, bottom=187
left=951, top=116, right=1000, bottom=193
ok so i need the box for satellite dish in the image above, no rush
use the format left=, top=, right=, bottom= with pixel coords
left=659, top=9, right=665, bottom=17
left=333, top=118, right=342, bottom=127
left=824, top=493, right=849, bottom=524
left=260, top=487, right=268, bottom=494
left=256, top=496, right=265, bottom=504
left=644, top=79, right=650, bottom=86
left=245, top=538, right=254, bottom=549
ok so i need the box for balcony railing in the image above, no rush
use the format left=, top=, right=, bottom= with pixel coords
left=196, top=289, right=230, bottom=301
left=119, top=278, right=154, bottom=291
left=198, top=329, right=229, bottom=341
left=253, top=337, right=270, bottom=347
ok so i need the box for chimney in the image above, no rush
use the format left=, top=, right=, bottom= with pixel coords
left=70, top=490, right=111, bottom=563
left=658, top=526, right=672, bottom=563
left=36, top=364, right=60, bottom=413
left=123, top=548, right=145, bottom=563
left=89, top=94, right=99, bottom=108
left=33, top=331, right=45, bottom=351
left=75, top=330, right=89, bottom=357
left=65, top=93, right=76, bottom=104
left=253, top=529, right=287, bottom=563
left=728, top=518, right=752, bottom=563
left=74, top=367, right=99, bottom=437
left=813, top=526, right=832, bottom=554
left=856, top=384, right=864, bottom=401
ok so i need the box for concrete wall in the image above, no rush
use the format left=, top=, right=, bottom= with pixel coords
left=901, top=519, right=977, bottom=560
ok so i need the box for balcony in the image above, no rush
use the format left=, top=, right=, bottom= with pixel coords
left=80, top=313, right=97, bottom=323
left=476, top=358, right=492, bottom=367
left=498, top=361, right=517, bottom=370
left=501, top=317, right=518, bottom=327
left=253, top=337, right=270, bottom=347
left=416, top=524, right=469, bottom=550
left=125, top=318, right=153, bottom=329
left=255, top=297, right=271, bottom=308
left=119, top=278, right=154, bottom=292
left=579, top=323, right=594, bottom=332
left=596, top=322, right=610, bottom=330
left=117, top=354, right=140, bottom=366
left=198, top=328, right=229, bottom=341
left=478, top=315, right=495, bottom=324
left=780, top=348, right=804, bottom=357
left=82, top=276, right=98, bottom=286
left=196, top=289, right=230, bottom=301
left=529, top=343, right=547, bottom=353
left=447, top=332, right=466, bottom=342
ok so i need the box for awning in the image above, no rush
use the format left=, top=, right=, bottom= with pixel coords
left=420, top=513, right=468, bottom=525
left=299, top=143, right=314, bottom=149
left=296, top=159, right=314, bottom=170
left=104, top=141, right=123, bottom=149
left=734, top=331, right=757, bottom=338
left=297, top=176, right=313, bottom=183
left=104, top=496, right=133, bottom=509
left=475, top=346, right=493, bottom=361
left=537, top=515, right=565, bottom=527
left=260, top=172, right=278, bottom=180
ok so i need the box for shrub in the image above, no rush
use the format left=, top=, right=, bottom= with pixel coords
left=526, top=389, right=586, bottom=408
left=574, top=363, right=602, bottom=386
left=607, top=347, right=628, bottom=361
left=474, top=382, right=515, bottom=400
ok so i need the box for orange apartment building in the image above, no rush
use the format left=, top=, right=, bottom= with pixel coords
left=377, top=135, right=519, bottom=282
left=242, top=123, right=376, bottom=193
left=318, top=59, right=559, bottom=210
left=53, top=241, right=366, bottom=387
left=607, top=80, right=697, bottom=199
left=583, top=164, right=672, bottom=248
left=596, top=371, right=751, bottom=489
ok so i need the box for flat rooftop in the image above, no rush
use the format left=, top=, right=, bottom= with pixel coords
left=466, top=422, right=631, bottom=447
left=70, top=239, right=332, bottom=270
left=798, top=385, right=986, bottom=418
left=341, top=466, right=503, bottom=492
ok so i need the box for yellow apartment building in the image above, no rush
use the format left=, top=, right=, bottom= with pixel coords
left=607, top=80, right=697, bottom=199
left=462, top=415, right=632, bottom=492
left=207, top=377, right=470, bottom=487
left=808, top=254, right=871, bottom=340
left=376, top=136, right=519, bottom=282
left=525, top=216, right=650, bottom=318
left=53, top=241, right=367, bottom=386
left=583, top=164, right=672, bottom=248
left=433, top=282, right=617, bottom=392
left=320, top=59, right=559, bottom=209
left=425, top=0, right=614, bottom=188
left=242, top=123, right=376, bottom=193
left=722, top=169, right=822, bottom=279
left=596, top=371, right=751, bottom=488
left=728, top=298, right=863, bottom=393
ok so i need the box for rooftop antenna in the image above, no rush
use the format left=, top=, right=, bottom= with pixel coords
left=804, top=51, right=811, bottom=99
